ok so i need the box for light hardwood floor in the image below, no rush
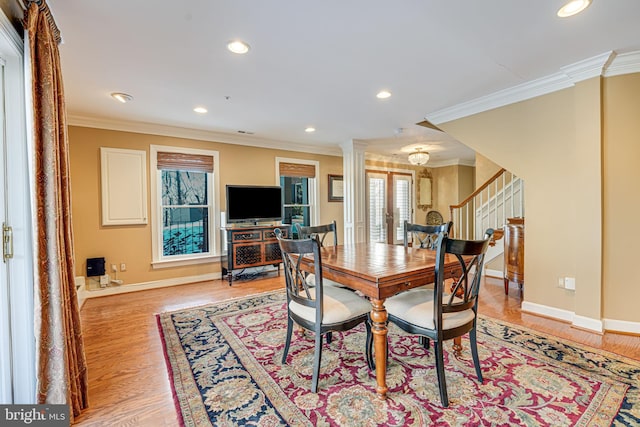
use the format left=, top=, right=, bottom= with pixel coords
left=74, top=276, right=640, bottom=426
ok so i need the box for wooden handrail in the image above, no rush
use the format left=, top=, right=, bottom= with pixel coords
left=449, top=168, right=506, bottom=211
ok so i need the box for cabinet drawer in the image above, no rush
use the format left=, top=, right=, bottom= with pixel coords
left=231, top=230, right=262, bottom=243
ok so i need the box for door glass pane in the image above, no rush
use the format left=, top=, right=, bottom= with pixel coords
left=393, top=175, right=411, bottom=243
left=367, top=173, right=387, bottom=243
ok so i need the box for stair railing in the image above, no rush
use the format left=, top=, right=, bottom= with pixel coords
left=449, top=168, right=524, bottom=240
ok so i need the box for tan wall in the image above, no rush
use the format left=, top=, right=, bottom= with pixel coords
left=441, top=87, right=584, bottom=316
left=602, top=73, right=640, bottom=321
left=475, top=153, right=503, bottom=188
left=431, top=165, right=475, bottom=221
left=69, top=126, right=343, bottom=286
left=441, top=75, right=640, bottom=324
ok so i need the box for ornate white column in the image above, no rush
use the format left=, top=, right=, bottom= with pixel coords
left=340, top=139, right=367, bottom=244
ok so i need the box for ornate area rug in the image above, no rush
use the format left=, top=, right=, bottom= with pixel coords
left=157, top=291, right=639, bottom=426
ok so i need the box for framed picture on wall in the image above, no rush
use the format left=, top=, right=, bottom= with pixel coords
left=328, top=174, right=343, bottom=202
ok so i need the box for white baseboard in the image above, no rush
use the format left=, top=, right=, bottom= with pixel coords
left=573, top=315, right=603, bottom=334
left=521, top=301, right=640, bottom=335
left=81, top=272, right=222, bottom=299
left=521, top=301, right=575, bottom=323
left=75, top=276, right=88, bottom=309
left=603, top=318, right=640, bottom=335
left=485, top=268, right=503, bottom=278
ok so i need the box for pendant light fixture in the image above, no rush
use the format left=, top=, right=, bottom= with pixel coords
left=408, top=149, right=430, bottom=166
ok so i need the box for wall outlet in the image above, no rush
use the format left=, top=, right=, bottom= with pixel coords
left=120, top=263, right=126, bottom=272
left=564, top=277, right=576, bottom=290
left=557, top=278, right=565, bottom=288
left=111, top=264, right=117, bottom=273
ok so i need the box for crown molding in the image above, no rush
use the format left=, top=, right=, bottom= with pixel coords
left=427, top=50, right=640, bottom=125
left=604, top=50, right=640, bottom=77
left=426, top=72, right=573, bottom=124
left=560, top=51, right=615, bottom=83
left=67, top=115, right=342, bottom=157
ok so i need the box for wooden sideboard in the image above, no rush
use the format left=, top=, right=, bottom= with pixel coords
left=221, top=225, right=290, bottom=285
left=504, top=217, right=524, bottom=295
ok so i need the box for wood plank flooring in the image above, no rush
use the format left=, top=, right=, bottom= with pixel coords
left=74, top=276, right=640, bottom=426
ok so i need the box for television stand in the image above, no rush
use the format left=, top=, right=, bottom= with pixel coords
left=221, top=224, right=290, bottom=285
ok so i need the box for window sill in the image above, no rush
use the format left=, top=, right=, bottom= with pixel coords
left=151, top=255, right=220, bottom=269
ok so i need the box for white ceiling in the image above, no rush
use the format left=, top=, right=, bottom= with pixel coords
left=48, top=1, right=640, bottom=167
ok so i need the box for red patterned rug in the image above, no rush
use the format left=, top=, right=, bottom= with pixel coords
left=157, top=291, right=639, bottom=426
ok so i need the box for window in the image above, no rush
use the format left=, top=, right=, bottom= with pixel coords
left=276, top=158, right=319, bottom=232
left=282, top=177, right=311, bottom=227
left=151, top=146, right=220, bottom=267
left=161, top=169, right=209, bottom=256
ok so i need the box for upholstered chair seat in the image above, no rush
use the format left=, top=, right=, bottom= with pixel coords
left=386, top=290, right=474, bottom=331
left=289, top=285, right=371, bottom=326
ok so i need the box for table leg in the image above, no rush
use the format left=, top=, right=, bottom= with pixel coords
left=370, top=298, right=388, bottom=400
left=449, top=279, right=464, bottom=356
left=453, top=337, right=462, bottom=357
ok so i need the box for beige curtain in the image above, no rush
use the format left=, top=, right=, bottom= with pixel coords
left=24, top=1, right=89, bottom=422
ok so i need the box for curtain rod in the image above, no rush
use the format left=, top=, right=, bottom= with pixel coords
left=22, top=0, right=62, bottom=44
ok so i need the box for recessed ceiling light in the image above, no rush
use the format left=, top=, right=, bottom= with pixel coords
left=376, top=90, right=392, bottom=99
left=557, top=0, right=592, bottom=17
left=305, top=127, right=316, bottom=133
left=193, top=106, right=208, bottom=114
left=227, top=40, right=250, bottom=54
left=111, top=92, right=133, bottom=103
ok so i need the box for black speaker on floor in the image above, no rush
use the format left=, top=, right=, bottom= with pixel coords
left=86, top=257, right=105, bottom=277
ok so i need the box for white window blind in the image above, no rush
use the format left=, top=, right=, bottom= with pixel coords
left=393, top=175, right=411, bottom=243
left=367, top=173, right=387, bottom=243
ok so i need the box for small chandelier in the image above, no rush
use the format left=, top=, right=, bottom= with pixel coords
left=408, top=150, right=430, bottom=165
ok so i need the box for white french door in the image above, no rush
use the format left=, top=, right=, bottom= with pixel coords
left=0, top=56, right=10, bottom=404
left=0, top=12, right=36, bottom=404
left=366, top=171, right=412, bottom=244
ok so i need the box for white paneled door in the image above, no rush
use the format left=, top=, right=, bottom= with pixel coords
left=0, top=12, right=36, bottom=403
left=0, top=55, right=10, bottom=404
left=366, top=171, right=412, bottom=245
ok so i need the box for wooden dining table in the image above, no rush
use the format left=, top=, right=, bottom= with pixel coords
left=301, top=242, right=463, bottom=400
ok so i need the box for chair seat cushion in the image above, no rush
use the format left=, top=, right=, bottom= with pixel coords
left=385, top=289, right=475, bottom=331
left=289, top=285, right=371, bottom=326
left=305, top=273, right=345, bottom=288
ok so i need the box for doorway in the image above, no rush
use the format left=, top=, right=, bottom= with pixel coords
left=366, top=170, right=413, bottom=244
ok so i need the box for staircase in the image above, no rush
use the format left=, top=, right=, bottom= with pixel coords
left=449, top=168, right=524, bottom=266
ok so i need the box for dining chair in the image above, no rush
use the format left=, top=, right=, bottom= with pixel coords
left=297, top=220, right=338, bottom=247
left=377, top=228, right=494, bottom=407
left=296, top=220, right=344, bottom=288
left=402, top=221, right=454, bottom=349
left=275, top=231, right=374, bottom=392
left=284, top=222, right=343, bottom=344
left=404, top=220, right=452, bottom=249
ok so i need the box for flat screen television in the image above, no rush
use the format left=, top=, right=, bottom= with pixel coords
left=226, top=185, right=283, bottom=224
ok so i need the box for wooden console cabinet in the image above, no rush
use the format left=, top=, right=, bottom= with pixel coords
left=504, top=217, right=524, bottom=295
left=221, top=225, right=290, bottom=285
